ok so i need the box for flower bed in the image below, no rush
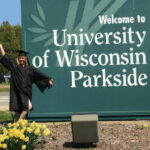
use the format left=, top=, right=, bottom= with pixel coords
left=0, top=119, right=50, bottom=150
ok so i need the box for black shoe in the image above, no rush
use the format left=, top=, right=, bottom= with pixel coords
left=13, top=111, right=21, bottom=122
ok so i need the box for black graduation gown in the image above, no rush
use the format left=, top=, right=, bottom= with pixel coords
left=0, top=54, right=51, bottom=111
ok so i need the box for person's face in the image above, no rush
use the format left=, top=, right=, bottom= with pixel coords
left=18, top=56, right=26, bottom=65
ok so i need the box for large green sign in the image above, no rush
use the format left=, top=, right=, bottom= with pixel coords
left=21, top=0, right=150, bottom=121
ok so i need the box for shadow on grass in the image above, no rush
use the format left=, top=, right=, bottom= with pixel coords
left=63, top=142, right=97, bottom=149
left=0, top=120, right=13, bottom=125
left=0, top=111, right=14, bottom=125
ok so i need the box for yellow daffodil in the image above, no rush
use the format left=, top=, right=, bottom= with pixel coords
left=21, top=129, right=25, bottom=133
left=22, top=145, right=26, bottom=150
left=37, top=124, right=42, bottom=128
left=34, top=128, right=40, bottom=135
left=27, top=127, right=32, bottom=133
left=19, top=119, right=28, bottom=126
left=20, top=134, right=25, bottom=140
left=23, top=126, right=27, bottom=131
left=30, top=122, right=36, bottom=128
left=8, top=123, right=12, bottom=128
left=144, top=124, right=149, bottom=128
left=42, top=124, right=46, bottom=129
left=43, top=128, right=50, bottom=136
left=13, top=123, right=19, bottom=127
left=2, top=127, right=8, bottom=134
left=2, top=143, right=7, bottom=149
left=24, top=137, right=29, bottom=142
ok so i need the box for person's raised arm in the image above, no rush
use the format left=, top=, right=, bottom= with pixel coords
left=0, top=44, right=5, bottom=56
left=0, top=43, right=17, bottom=71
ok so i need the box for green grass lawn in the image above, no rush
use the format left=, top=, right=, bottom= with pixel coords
left=0, top=111, right=13, bottom=121
left=0, top=82, right=10, bottom=92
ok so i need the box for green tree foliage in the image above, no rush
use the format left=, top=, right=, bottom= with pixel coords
left=0, top=21, right=22, bottom=74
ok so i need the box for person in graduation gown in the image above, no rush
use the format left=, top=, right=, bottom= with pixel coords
left=0, top=44, right=53, bottom=121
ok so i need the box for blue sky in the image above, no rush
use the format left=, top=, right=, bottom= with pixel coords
left=0, top=0, right=21, bottom=25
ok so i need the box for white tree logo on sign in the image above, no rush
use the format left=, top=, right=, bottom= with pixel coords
left=28, top=0, right=127, bottom=53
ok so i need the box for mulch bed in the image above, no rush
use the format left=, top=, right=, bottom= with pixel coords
left=35, top=121, right=150, bottom=150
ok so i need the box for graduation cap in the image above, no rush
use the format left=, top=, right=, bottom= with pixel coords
left=17, top=50, right=30, bottom=56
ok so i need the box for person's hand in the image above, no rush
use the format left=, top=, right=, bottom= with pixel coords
left=49, top=79, right=53, bottom=86
left=0, top=44, right=3, bottom=50
left=0, top=43, right=5, bottom=56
